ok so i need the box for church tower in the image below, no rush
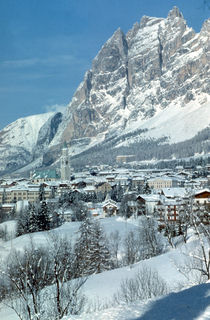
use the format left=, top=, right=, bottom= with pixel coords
left=60, top=142, right=70, bottom=181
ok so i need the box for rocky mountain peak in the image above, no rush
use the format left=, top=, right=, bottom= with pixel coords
left=51, top=6, right=210, bottom=156
left=139, top=15, right=163, bottom=29
left=126, top=21, right=140, bottom=46
left=201, top=18, right=210, bottom=35
left=167, top=6, right=183, bottom=19
left=92, top=27, right=127, bottom=74
left=0, top=7, right=209, bottom=173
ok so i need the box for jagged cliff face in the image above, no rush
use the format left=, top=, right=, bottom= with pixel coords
left=52, top=7, right=209, bottom=149
left=0, top=7, right=209, bottom=173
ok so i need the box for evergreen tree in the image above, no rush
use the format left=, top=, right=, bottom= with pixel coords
left=88, top=219, right=111, bottom=274
left=2, top=188, right=6, bottom=204
left=16, top=208, right=30, bottom=236
left=37, top=201, right=50, bottom=231
left=28, top=203, right=39, bottom=233
left=142, top=182, right=151, bottom=194
left=50, top=186, right=56, bottom=199
left=39, top=183, right=45, bottom=202
left=74, top=218, right=111, bottom=276
left=74, top=217, right=94, bottom=277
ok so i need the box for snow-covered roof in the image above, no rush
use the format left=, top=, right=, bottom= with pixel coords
left=161, top=188, right=188, bottom=198
left=137, top=194, right=160, bottom=202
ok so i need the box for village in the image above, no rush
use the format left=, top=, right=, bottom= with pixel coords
left=0, top=144, right=209, bottom=228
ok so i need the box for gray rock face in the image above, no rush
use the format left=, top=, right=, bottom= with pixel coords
left=34, top=112, right=63, bottom=158
left=0, top=7, right=209, bottom=173
left=56, top=6, right=209, bottom=151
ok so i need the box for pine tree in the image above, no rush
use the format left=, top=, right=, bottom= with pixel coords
left=74, top=217, right=94, bottom=276
left=37, top=201, right=50, bottom=231
left=16, top=208, right=30, bottom=236
left=74, top=218, right=111, bottom=276
left=88, top=219, right=111, bottom=274
left=39, top=183, right=45, bottom=202
left=142, top=182, right=151, bottom=194
left=28, top=203, right=39, bottom=233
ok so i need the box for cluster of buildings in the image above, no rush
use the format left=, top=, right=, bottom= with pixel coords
left=0, top=145, right=209, bottom=223
left=0, top=156, right=209, bottom=224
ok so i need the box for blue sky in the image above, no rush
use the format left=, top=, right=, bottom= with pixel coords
left=0, top=0, right=209, bottom=129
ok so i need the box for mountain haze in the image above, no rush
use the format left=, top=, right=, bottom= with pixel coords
left=0, top=7, right=209, bottom=173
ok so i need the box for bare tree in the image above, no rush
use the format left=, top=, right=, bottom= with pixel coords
left=115, top=266, right=168, bottom=304
left=175, top=209, right=210, bottom=285
left=139, top=216, right=163, bottom=259
left=0, top=234, right=87, bottom=320
left=108, top=230, right=121, bottom=267
left=123, top=230, right=140, bottom=265
left=1, top=242, right=51, bottom=320
left=46, top=232, right=87, bottom=319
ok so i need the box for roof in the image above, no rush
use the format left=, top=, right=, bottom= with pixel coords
left=137, top=194, right=160, bottom=202
left=148, top=176, right=178, bottom=182
left=102, top=199, right=118, bottom=208
left=32, top=169, right=60, bottom=179
left=161, top=188, right=188, bottom=198
left=194, top=189, right=210, bottom=197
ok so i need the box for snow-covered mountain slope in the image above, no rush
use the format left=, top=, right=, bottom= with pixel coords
left=0, top=113, right=53, bottom=152
left=0, top=112, right=63, bottom=173
left=0, top=7, right=209, bottom=173
left=117, top=94, right=210, bottom=146
left=44, top=7, right=209, bottom=165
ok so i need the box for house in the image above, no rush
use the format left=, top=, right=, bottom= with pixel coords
left=132, top=176, right=145, bottom=189
left=136, top=194, right=160, bottom=215
left=95, top=182, right=112, bottom=194
left=71, top=179, right=87, bottom=189
left=83, top=185, right=96, bottom=196
left=102, top=199, right=118, bottom=217
left=87, top=203, right=103, bottom=218
left=156, top=199, right=187, bottom=223
left=115, top=175, right=130, bottom=187
left=194, top=189, right=210, bottom=205
left=1, top=203, right=16, bottom=214
left=161, top=188, right=188, bottom=200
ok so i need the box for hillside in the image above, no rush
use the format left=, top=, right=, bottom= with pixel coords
left=0, top=218, right=209, bottom=320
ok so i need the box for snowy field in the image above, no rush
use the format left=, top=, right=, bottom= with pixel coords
left=0, top=218, right=209, bottom=320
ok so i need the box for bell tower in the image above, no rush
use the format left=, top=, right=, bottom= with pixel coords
left=60, top=142, right=70, bottom=181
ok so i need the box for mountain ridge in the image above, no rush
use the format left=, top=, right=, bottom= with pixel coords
left=0, top=7, right=209, bottom=174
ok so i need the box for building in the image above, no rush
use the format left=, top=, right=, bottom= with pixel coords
left=156, top=199, right=187, bottom=223
left=116, top=155, right=135, bottom=163
left=0, top=185, right=52, bottom=204
left=102, top=199, right=118, bottom=217
left=30, top=169, right=60, bottom=183
left=194, top=189, right=210, bottom=205
left=147, top=176, right=179, bottom=189
left=95, top=182, right=112, bottom=194
left=136, top=194, right=160, bottom=215
left=60, top=143, right=71, bottom=181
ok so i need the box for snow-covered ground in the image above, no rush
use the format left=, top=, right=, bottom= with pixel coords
left=68, top=282, right=210, bottom=320
left=0, top=217, right=209, bottom=320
